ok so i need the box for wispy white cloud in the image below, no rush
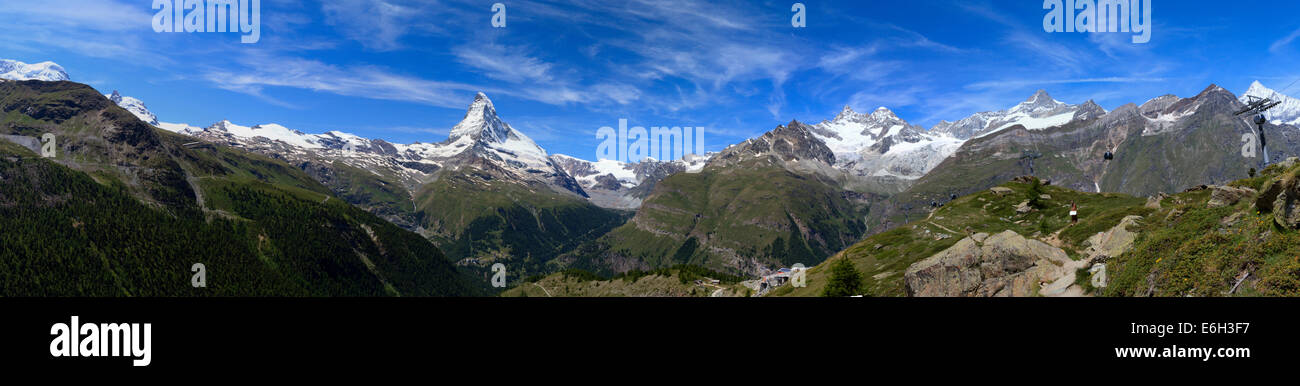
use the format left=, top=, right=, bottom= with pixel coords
left=452, top=43, right=559, bottom=84
left=201, top=53, right=482, bottom=109
left=0, top=0, right=151, bottom=32
left=498, top=0, right=803, bottom=114
left=0, top=0, right=171, bottom=65
left=320, top=0, right=461, bottom=51
left=966, top=77, right=1169, bottom=91
left=1271, top=27, right=1300, bottom=54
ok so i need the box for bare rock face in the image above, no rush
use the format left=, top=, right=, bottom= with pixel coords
left=1207, top=185, right=1255, bottom=208
left=1280, top=157, right=1299, bottom=170
left=904, top=230, right=1070, bottom=297
left=0, top=134, right=40, bottom=154
left=1275, top=184, right=1300, bottom=229
left=1256, top=179, right=1284, bottom=213
left=1145, top=193, right=1166, bottom=209
left=709, top=120, right=836, bottom=167
left=1255, top=167, right=1300, bottom=228
left=1084, top=215, right=1142, bottom=260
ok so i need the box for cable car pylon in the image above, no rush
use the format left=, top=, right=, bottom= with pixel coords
left=1235, top=95, right=1282, bottom=168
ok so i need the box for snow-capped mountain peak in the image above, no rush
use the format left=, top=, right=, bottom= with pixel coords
left=106, top=90, right=160, bottom=126
left=189, top=120, right=325, bottom=149
left=805, top=104, right=963, bottom=181
left=811, top=105, right=913, bottom=151
left=1241, top=80, right=1300, bottom=126
left=5, top=60, right=161, bottom=128
left=0, top=59, right=69, bottom=81
left=449, top=92, right=511, bottom=144
left=1010, top=89, right=1066, bottom=114
left=834, top=105, right=856, bottom=120
left=932, top=89, right=1084, bottom=140
left=209, top=120, right=238, bottom=132
left=1245, top=80, right=1271, bottom=97
left=156, top=92, right=582, bottom=200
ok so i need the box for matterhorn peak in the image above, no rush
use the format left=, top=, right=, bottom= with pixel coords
left=450, top=92, right=511, bottom=144
left=469, top=92, right=496, bottom=113
left=109, top=90, right=123, bottom=101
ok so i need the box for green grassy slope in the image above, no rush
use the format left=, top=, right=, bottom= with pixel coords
left=1104, top=163, right=1300, bottom=297
left=775, top=160, right=1300, bottom=297
left=413, top=167, right=631, bottom=281
left=0, top=80, right=475, bottom=296
left=562, top=158, right=869, bottom=276
left=499, top=266, right=748, bottom=297
left=772, top=178, right=1149, bottom=296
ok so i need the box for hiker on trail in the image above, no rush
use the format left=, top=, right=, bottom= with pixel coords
left=1070, top=201, right=1078, bottom=224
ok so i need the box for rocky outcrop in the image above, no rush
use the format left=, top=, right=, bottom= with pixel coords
left=709, top=120, right=836, bottom=167
left=989, top=187, right=1014, bottom=197
left=1256, top=180, right=1283, bottom=213
left=904, top=230, right=1071, bottom=297
left=1273, top=181, right=1300, bottom=229
left=1276, top=192, right=1300, bottom=229
left=0, top=134, right=40, bottom=154
left=1145, top=193, right=1166, bottom=209
left=1207, top=185, right=1255, bottom=208
left=1084, top=215, right=1142, bottom=260
left=1254, top=166, right=1300, bottom=228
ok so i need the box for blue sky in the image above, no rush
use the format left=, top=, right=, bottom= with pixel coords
left=3, top=0, right=1300, bottom=161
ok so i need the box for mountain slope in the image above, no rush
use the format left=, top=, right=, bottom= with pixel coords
left=106, top=90, right=159, bottom=126
left=144, top=92, right=628, bottom=282
left=549, top=153, right=709, bottom=210
left=0, top=80, right=475, bottom=296
left=931, top=90, right=1102, bottom=140
left=499, top=266, right=748, bottom=297
left=773, top=159, right=1300, bottom=297
left=809, top=106, right=963, bottom=186
left=867, top=84, right=1300, bottom=233
left=558, top=120, right=873, bottom=276
left=412, top=161, right=630, bottom=278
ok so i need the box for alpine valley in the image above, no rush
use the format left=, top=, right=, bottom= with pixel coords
left=7, top=57, right=1300, bottom=297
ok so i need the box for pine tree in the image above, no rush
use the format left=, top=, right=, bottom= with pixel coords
left=821, top=257, right=863, bottom=297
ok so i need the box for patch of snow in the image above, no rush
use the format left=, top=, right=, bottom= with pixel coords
left=157, top=122, right=202, bottom=135
left=983, top=111, right=1076, bottom=136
